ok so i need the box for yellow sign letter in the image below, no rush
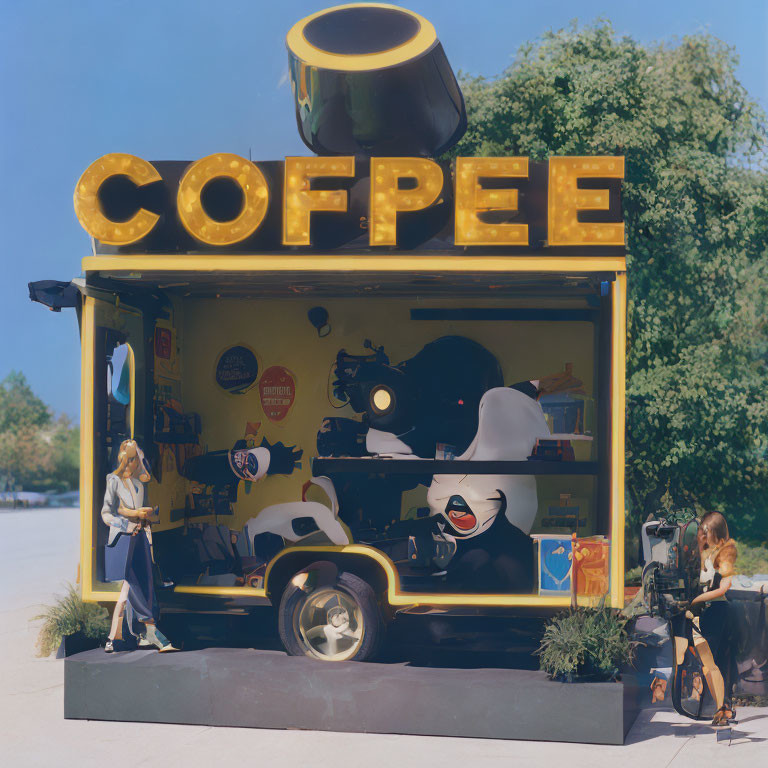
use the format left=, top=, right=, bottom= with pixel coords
left=177, top=153, right=269, bottom=246
left=455, top=157, right=529, bottom=246
left=369, top=158, right=443, bottom=246
left=548, top=157, right=625, bottom=246
left=283, top=156, right=355, bottom=245
left=73, top=153, right=161, bottom=245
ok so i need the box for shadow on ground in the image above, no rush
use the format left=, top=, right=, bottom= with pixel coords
left=158, top=609, right=544, bottom=669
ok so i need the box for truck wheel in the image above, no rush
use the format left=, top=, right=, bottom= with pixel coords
left=278, top=570, right=383, bottom=661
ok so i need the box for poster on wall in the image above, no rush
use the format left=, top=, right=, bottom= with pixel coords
left=259, top=366, right=296, bottom=422
left=215, top=345, right=259, bottom=394
left=532, top=535, right=573, bottom=595
left=154, top=322, right=180, bottom=379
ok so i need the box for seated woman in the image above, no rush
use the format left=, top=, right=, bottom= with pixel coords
left=689, top=511, right=738, bottom=726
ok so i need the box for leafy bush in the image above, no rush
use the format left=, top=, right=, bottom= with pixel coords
left=34, top=583, right=110, bottom=657
left=537, top=607, right=636, bottom=682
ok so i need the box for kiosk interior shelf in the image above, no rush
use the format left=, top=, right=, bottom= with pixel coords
left=311, top=458, right=599, bottom=475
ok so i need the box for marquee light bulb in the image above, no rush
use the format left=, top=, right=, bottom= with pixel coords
left=73, top=153, right=162, bottom=245
left=177, top=153, right=269, bottom=246
left=454, top=157, right=529, bottom=246
left=369, top=158, right=443, bottom=246
left=283, top=156, right=355, bottom=246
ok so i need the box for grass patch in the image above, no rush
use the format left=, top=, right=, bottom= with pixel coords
left=734, top=541, right=768, bottom=576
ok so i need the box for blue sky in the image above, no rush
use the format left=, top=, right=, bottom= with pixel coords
left=1, top=0, right=766, bottom=420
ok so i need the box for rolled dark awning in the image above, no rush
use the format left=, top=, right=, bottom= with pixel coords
left=28, top=280, right=80, bottom=311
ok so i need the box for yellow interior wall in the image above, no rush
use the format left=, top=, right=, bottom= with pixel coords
left=149, top=296, right=188, bottom=530
left=152, top=296, right=596, bottom=534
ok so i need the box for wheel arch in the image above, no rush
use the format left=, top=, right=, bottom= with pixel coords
left=264, top=546, right=394, bottom=607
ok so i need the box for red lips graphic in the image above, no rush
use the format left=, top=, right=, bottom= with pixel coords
left=448, top=509, right=477, bottom=531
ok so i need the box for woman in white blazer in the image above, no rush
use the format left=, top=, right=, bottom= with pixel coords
left=101, top=439, right=176, bottom=652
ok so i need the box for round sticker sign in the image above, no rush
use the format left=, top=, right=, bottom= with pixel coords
left=215, top=345, right=259, bottom=394
left=259, top=366, right=296, bottom=422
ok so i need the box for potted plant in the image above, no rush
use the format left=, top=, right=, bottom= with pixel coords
left=34, top=583, right=110, bottom=658
left=537, top=605, right=636, bottom=682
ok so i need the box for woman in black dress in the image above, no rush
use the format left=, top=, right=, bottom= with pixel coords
left=689, top=511, right=738, bottom=725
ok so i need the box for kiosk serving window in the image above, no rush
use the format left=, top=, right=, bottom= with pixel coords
left=79, top=267, right=622, bottom=607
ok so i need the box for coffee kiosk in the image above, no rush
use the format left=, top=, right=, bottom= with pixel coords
left=32, top=2, right=626, bottom=664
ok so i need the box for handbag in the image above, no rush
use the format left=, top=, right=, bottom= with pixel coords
left=104, top=531, right=132, bottom=582
left=103, top=478, right=142, bottom=582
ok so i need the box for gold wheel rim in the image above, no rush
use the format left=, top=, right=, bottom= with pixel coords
left=296, top=587, right=365, bottom=661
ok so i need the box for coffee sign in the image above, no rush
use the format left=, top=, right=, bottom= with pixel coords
left=73, top=153, right=624, bottom=253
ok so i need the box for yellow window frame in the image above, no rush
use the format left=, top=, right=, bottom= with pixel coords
left=79, top=258, right=626, bottom=608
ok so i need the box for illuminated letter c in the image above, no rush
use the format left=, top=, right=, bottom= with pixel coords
left=73, top=153, right=161, bottom=245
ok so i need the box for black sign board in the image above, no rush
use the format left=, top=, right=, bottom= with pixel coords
left=215, top=346, right=259, bottom=394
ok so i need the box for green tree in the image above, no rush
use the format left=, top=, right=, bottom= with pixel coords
left=452, top=22, right=768, bottom=540
left=0, top=423, right=48, bottom=491
left=47, top=415, right=80, bottom=491
left=0, top=373, right=79, bottom=492
left=0, top=371, right=51, bottom=432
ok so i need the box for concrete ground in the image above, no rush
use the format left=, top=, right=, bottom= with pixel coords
left=1, top=507, right=767, bottom=768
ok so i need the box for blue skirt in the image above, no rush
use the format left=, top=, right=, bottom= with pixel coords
left=104, top=530, right=158, bottom=637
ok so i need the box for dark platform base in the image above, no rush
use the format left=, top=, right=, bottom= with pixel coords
left=65, top=648, right=641, bottom=744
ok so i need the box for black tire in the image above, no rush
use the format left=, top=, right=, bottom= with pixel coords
left=278, top=569, right=383, bottom=662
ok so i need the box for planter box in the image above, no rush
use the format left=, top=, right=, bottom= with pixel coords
left=56, top=632, right=101, bottom=658
left=65, top=647, right=642, bottom=744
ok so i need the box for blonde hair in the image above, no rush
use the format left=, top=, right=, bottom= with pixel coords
left=115, top=440, right=150, bottom=482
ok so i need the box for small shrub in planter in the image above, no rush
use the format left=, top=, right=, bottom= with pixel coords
left=34, top=583, right=110, bottom=657
left=537, top=606, right=636, bottom=682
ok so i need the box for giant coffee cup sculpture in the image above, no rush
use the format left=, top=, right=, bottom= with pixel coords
left=287, top=4, right=466, bottom=157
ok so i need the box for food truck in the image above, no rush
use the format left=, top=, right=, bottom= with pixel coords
left=31, top=3, right=626, bottom=662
